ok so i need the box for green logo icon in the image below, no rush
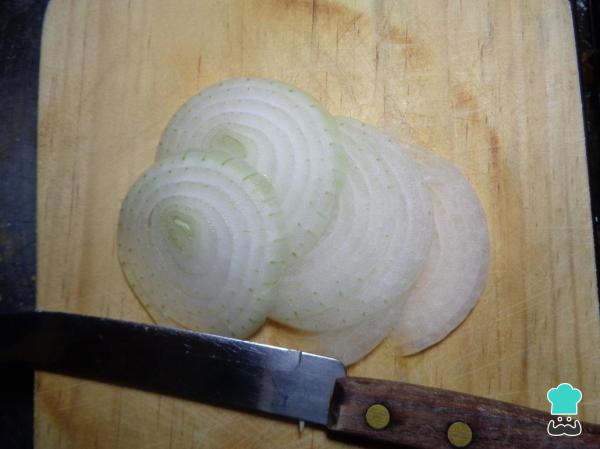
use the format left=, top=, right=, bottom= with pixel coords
left=547, top=383, right=582, bottom=415
left=546, top=383, right=583, bottom=437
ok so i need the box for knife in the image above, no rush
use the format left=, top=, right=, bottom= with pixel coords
left=0, top=312, right=598, bottom=448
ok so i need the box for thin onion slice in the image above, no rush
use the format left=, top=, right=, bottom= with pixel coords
left=117, top=149, right=287, bottom=338
left=269, top=146, right=489, bottom=365
left=389, top=149, right=490, bottom=355
left=269, top=118, right=433, bottom=331
left=156, top=78, right=345, bottom=258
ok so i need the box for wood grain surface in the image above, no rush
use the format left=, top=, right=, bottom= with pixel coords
left=37, top=0, right=600, bottom=448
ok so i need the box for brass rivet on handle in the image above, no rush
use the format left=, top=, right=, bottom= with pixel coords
left=365, top=404, right=390, bottom=430
left=447, top=421, right=473, bottom=447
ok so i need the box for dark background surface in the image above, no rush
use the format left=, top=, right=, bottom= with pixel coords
left=0, top=1, right=598, bottom=448
left=574, top=0, right=600, bottom=271
left=0, top=1, right=47, bottom=448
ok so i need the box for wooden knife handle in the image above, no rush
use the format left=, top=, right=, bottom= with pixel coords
left=327, top=377, right=600, bottom=448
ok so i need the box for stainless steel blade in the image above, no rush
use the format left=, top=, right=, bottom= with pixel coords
left=0, top=312, right=346, bottom=425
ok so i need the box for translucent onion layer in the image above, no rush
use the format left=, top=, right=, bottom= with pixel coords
left=118, top=149, right=287, bottom=338
left=270, top=118, right=433, bottom=331
left=269, top=141, right=489, bottom=364
left=156, top=78, right=345, bottom=258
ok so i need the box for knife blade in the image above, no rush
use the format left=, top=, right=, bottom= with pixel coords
left=0, top=311, right=599, bottom=448
left=0, top=311, right=343, bottom=425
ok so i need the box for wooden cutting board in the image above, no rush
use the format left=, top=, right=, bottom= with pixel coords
left=37, top=0, right=600, bottom=448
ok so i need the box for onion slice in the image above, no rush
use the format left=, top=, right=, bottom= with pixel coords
left=389, top=149, right=490, bottom=355
left=270, top=145, right=489, bottom=364
left=156, top=78, right=345, bottom=258
left=117, top=149, right=287, bottom=338
left=269, top=118, right=433, bottom=331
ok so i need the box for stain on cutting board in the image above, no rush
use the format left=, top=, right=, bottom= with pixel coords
left=37, top=0, right=600, bottom=448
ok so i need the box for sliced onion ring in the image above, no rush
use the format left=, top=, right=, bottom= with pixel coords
left=269, top=118, right=433, bottom=331
left=389, top=149, right=490, bottom=355
left=269, top=145, right=489, bottom=364
left=156, top=78, right=345, bottom=258
left=118, top=149, right=287, bottom=338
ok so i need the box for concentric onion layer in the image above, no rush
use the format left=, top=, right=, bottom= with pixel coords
left=269, top=117, right=433, bottom=331
left=270, top=147, right=489, bottom=364
left=156, top=78, right=345, bottom=258
left=117, top=150, right=287, bottom=338
left=389, top=150, right=490, bottom=355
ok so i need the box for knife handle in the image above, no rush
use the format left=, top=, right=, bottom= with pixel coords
left=327, top=377, right=600, bottom=448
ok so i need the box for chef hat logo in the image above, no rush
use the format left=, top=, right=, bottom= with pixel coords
left=547, top=383, right=582, bottom=415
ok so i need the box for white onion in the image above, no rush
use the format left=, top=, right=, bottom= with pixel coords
left=269, top=118, right=433, bottom=331
left=269, top=142, right=489, bottom=364
left=117, top=149, right=287, bottom=338
left=389, top=149, right=490, bottom=355
left=156, top=78, right=345, bottom=258
left=118, top=78, right=490, bottom=365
